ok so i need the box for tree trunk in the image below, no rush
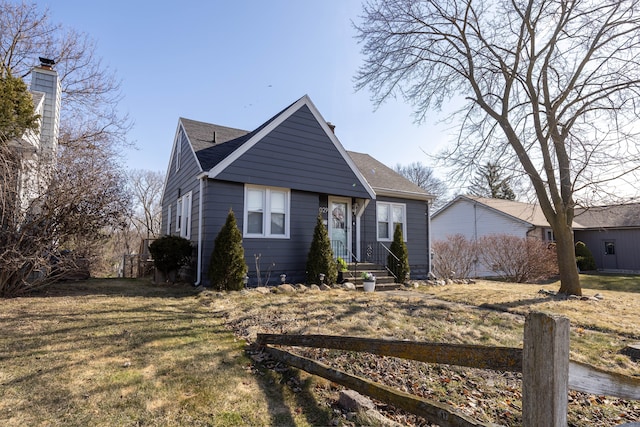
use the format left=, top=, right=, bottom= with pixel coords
left=554, top=224, right=581, bottom=296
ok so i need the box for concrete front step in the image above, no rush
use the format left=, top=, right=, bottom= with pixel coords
left=341, top=262, right=398, bottom=285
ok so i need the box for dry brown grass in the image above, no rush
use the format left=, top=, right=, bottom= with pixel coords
left=0, top=279, right=332, bottom=427
left=2, top=277, right=638, bottom=426
left=418, top=278, right=640, bottom=371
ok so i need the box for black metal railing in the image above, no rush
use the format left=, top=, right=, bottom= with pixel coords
left=361, top=242, right=400, bottom=281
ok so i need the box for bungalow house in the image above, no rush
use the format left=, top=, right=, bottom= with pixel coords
left=431, top=195, right=640, bottom=275
left=160, top=95, right=433, bottom=286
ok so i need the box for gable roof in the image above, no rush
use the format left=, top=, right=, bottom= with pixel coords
left=435, top=195, right=640, bottom=229
left=574, top=203, right=640, bottom=229
left=433, top=195, right=552, bottom=227
left=347, top=151, right=432, bottom=201
left=178, top=95, right=430, bottom=201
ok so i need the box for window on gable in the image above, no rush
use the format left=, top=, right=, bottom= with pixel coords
left=244, top=185, right=290, bottom=238
left=176, top=198, right=182, bottom=232
left=180, top=192, right=192, bottom=239
left=377, top=202, right=406, bottom=241
left=175, top=192, right=192, bottom=239
left=166, top=204, right=172, bottom=234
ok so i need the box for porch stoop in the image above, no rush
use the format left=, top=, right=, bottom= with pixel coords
left=343, top=262, right=402, bottom=291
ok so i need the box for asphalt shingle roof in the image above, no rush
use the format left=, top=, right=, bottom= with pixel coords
left=347, top=151, right=432, bottom=200
left=574, top=204, right=640, bottom=229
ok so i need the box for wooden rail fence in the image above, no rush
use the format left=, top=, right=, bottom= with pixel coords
left=256, top=312, right=640, bottom=427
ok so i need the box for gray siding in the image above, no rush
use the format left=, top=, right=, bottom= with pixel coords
left=200, top=181, right=319, bottom=286
left=574, top=229, right=640, bottom=272
left=360, top=196, right=430, bottom=279
left=216, top=106, right=371, bottom=199
left=161, top=128, right=200, bottom=244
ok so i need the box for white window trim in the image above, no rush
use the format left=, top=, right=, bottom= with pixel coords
left=243, top=185, right=290, bottom=239
left=179, top=192, right=192, bottom=239
left=176, top=198, right=182, bottom=233
left=166, top=204, right=172, bottom=234
left=376, top=201, right=407, bottom=242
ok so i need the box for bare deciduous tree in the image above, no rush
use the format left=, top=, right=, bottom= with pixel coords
left=394, top=162, right=449, bottom=209
left=356, top=0, right=640, bottom=295
left=0, top=0, right=131, bottom=152
left=128, top=169, right=164, bottom=240
left=0, top=1, right=133, bottom=295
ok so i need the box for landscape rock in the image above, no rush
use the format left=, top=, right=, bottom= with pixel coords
left=253, top=286, right=271, bottom=295
left=342, top=282, right=356, bottom=291
left=319, top=284, right=332, bottom=291
left=294, top=283, right=308, bottom=292
left=309, top=284, right=321, bottom=292
left=339, top=390, right=375, bottom=411
left=276, top=284, right=296, bottom=293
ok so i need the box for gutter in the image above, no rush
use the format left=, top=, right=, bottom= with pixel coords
left=194, top=174, right=206, bottom=286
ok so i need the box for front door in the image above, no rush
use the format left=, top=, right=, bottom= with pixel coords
left=329, top=198, right=350, bottom=260
left=602, top=240, right=618, bottom=270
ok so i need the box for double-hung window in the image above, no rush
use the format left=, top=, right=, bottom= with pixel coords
left=377, top=202, right=406, bottom=241
left=244, top=185, right=290, bottom=238
left=175, top=192, right=192, bottom=239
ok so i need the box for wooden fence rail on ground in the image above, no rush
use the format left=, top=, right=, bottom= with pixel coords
left=257, top=312, right=640, bottom=427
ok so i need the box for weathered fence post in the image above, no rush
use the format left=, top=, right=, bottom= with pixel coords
left=522, top=312, right=570, bottom=427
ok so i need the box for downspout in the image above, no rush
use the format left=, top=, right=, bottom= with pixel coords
left=194, top=174, right=205, bottom=286
left=427, top=200, right=433, bottom=277
left=473, top=201, right=478, bottom=277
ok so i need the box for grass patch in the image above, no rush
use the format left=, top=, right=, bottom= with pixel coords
left=0, top=279, right=331, bottom=427
left=2, top=276, right=638, bottom=426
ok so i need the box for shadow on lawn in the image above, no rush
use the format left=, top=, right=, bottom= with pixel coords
left=29, top=278, right=199, bottom=299
left=250, top=345, right=334, bottom=426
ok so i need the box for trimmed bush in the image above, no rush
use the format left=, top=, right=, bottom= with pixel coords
left=478, top=234, right=558, bottom=282
left=149, top=235, right=192, bottom=281
left=575, top=241, right=596, bottom=271
left=432, top=234, right=478, bottom=279
left=306, top=213, right=337, bottom=285
left=389, top=223, right=410, bottom=283
left=208, top=210, right=247, bottom=291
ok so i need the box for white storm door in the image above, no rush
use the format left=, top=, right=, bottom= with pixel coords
left=329, top=198, right=351, bottom=260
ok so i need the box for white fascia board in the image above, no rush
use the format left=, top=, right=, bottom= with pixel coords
left=374, top=187, right=434, bottom=202
left=206, top=95, right=377, bottom=200
left=160, top=120, right=203, bottom=203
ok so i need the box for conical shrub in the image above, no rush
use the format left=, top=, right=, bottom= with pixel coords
left=306, top=213, right=337, bottom=285
left=389, top=223, right=410, bottom=283
left=208, top=209, right=247, bottom=291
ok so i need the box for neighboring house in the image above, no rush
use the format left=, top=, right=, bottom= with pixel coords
left=7, top=58, right=61, bottom=210
left=432, top=195, right=640, bottom=275
left=573, top=204, right=640, bottom=272
left=160, top=95, right=433, bottom=286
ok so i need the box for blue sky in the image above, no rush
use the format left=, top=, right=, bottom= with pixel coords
left=43, top=1, right=454, bottom=183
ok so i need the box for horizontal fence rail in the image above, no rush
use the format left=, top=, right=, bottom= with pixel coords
left=256, top=312, right=640, bottom=426
left=257, top=334, right=523, bottom=372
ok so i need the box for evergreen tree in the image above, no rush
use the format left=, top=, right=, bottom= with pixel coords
left=575, top=241, right=596, bottom=271
left=469, top=162, right=516, bottom=200
left=306, top=213, right=337, bottom=285
left=148, top=235, right=192, bottom=280
left=389, top=223, right=410, bottom=283
left=209, top=209, right=247, bottom=291
left=0, top=72, right=40, bottom=142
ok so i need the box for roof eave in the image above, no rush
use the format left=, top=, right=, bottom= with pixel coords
left=374, top=187, right=433, bottom=201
